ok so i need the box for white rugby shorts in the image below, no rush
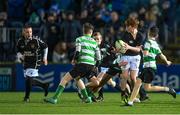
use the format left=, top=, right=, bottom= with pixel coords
left=24, top=68, right=39, bottom=77
left=120, top=55, right=141, bottom=71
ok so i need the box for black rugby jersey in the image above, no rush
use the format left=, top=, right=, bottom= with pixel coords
left=99, top=42, right=116, bottom=67
left=17, top=36, right=48, bottom=69
left=121, top=31, right=144, bottom=56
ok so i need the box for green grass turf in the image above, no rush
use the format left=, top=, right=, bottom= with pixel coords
left=0, top=92, right=179, bottom=114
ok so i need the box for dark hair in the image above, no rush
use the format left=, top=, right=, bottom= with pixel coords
left=23, top=23, right=32, bottom=29
left=93, top=32, right=101, bottom=36
left=83, top=23, right=94, bottom=34
left=125, top=18, right=139, bottom=28
left=149, top=26, right=159, bottom=37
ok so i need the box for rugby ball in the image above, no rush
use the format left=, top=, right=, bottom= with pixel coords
left=115, top=40, right=126, bottom=53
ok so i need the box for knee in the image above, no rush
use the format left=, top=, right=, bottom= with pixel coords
left=144, top=85, right=150, bottom=91
left=94, top=80, right=99, bottom=87
left=135, top=79, right=142, bottom=87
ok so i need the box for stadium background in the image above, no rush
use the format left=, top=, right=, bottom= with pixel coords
left=0, top=0, right=180, bottom=93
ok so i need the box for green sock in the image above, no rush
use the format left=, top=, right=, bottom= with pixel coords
left=86, top=87, right=93, bottom=97
left=53, top=85, right=64, bottom=99
left=81, top=88, right=89, bottom=99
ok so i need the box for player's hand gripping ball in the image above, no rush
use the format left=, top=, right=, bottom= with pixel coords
left=115, top=40, right=127, bottom=53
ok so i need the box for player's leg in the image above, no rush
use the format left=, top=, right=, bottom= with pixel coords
left=120, top=70, right=129, bottom=103
left=144, top=68, right=176, bottom=98
left=76, top=79, right=92, bottom=103
left=92, top=73, right=112, bottom=93
left=144, top=83, right=176, bottom=98
left=44, top=72, right=73, bottom=104
left=86, top=76, right=99, bottom=88
left=24, top=76, right=32, bottom=102
left=139, top=85, right=149, bottom=101
left=96, top=67, right=109, bottom=101
left=32, top=78, right=50, bottom=96
left=107, top=78, right=116, bottom=87
left=128, top=55, right=141, bottom=102
left=127, top=78, right=142, bottom=106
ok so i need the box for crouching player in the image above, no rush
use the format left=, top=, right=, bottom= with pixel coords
left=127, top=26, right=176, bottom=106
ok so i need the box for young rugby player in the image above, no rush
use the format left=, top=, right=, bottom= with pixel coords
left=44, top=23, right=101, bottom=104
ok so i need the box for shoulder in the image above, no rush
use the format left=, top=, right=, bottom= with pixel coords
left=137, top=32, right=145, bottom=41
left=76, top=36, right=84, bottom=41
left=137, top=32, right=143, bottom=37
left=32, top=36, right=44, bottom=42
left=121, top=31, right=130, bottom=40
left=17, top=37, right=24, bottom=43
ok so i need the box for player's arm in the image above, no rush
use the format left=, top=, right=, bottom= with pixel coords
left=38, top=38, right=48, bottom=65
left=142, top=40, right=151, bottom=56
left=125, top=43, right=142, bottom=53
left=16, top=39, right=24, bottom=62
left=72, top=38, right=81, bottom=65
left=159, top=53, right=172, bottom=66
left=95, top=46, right=102, bottom=67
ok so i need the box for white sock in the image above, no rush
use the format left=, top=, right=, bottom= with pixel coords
left=128, top=101, right=133, bottom=105
left=164, top=87, right=169, bottom=92
left=134, top=98, right=141, bottom=103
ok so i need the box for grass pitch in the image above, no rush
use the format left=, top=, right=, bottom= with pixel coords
left=0, top=92, right=179, bottom=114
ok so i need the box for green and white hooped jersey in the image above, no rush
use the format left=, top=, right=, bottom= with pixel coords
left=75, top=35, right=101, bottom=65
left=143, top=38, right=161, bottom=69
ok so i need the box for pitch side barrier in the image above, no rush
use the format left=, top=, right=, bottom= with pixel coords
left=0, top=64, right=179, bottom=92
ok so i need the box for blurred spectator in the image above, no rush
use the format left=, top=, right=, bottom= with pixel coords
left=31, top=0, right=47, bottom=10
left=99, top=2, right=111, bottom=23
left=112, top=0, right=123, bottom=15
left=0, top=0, right=7, bottom=12
left=92, top=11, right=106, bottom=32
left=52, top=42, right=69, bottom=63
left=138, top=6, right=146, bottom=21
left=60, top=11, right=82, bottom=60
left=0, top=12, right=8, bottom=61
left=60, top=11, right=82, bottom=43
left=8, top=0, right=25, bottom=22
left=128, top=12, right=139, bottom=20
left=28, top=12, right=41, bottom=27
left=0, top=12, right=7, bottom=27
left=53, top=0, right=74, bottom=11
left=40, top=12, right=60, bottom=61
left=80, top=9, right=91, bottom=25
left=37, top=9, right=46, bottom=24
left=104, top=11, right=123, bottom=44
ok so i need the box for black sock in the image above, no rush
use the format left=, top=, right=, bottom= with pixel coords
left=139, top=85, right=147, bottom=98
left=98, top=88, right=104, bottom=98
left=24, top=76, right=32, bottom=99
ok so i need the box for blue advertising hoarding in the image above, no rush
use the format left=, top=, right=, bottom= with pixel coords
left=15, top=64, right=180, bottom=92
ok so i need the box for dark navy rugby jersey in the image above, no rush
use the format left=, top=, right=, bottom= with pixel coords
left=17, top=36, right=48, bottom=69
left=121, top=31, right=144, bottom=56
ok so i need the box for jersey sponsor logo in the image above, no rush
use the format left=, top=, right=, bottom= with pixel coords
left=129, top=40, right=134, bottom=44
left=31, top=44, right=35, bottom=49
left=24, top=51, right=35, bottom=56
left=20, top=45, right=24, bottom=48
